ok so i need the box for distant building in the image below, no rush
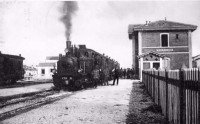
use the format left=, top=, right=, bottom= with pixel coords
left=192, top=55, right=200, bottom=68
left=37, top=62, right=56, bottom=79
left=23, top=65, right=37, bottom=80
left=36, top=56, right=59, bottom=79
left=128, top=20, right=197, bottom=79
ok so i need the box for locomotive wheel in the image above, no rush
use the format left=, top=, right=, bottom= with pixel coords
left=11, top=79, right=16, bottom=84
left=83, top=82, right=87, bottom=89
left=6, top=79, right=12, bottom=85
left=52, top=76, right=62, bottom=90
left=81, top=84, right=84, bottom=89
left=53, top=83, right=62, bottom=90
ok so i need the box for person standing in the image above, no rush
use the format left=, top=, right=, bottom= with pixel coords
left=104, top=68, right=109, bottom=85
left=113, top=67, right=119, bottom=85
left=92, top=66, right=100, bottom=88
left=99, top=69, right=104, bottom=86
left=123, top=69, right=127, bottom=79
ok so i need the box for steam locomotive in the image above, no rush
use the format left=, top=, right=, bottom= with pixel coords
left=52, top=41, right=119, bottom=90
left=0, top=52, right=25, bottom=85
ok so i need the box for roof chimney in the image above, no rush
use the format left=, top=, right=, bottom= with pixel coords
left=165, top=17, right=167, bottom=21
left=146, top=21, right=148, bottom=24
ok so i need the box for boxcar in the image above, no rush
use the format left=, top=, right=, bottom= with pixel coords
left=0, top=52, right=25, bottom=85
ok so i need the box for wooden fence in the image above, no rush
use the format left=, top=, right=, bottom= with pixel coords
left=142, top=68, right=200, bottom=124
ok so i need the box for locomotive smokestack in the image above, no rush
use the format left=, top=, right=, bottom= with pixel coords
left=65, top=41, right=72, bottom=54
left=66, top=41, right=71, bottom=49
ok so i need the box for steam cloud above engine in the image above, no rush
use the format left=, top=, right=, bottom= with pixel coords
left=60, top=1, right=78, bottom=41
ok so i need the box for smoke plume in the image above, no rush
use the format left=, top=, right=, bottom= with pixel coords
left=60, top=1, right=78, bottom=41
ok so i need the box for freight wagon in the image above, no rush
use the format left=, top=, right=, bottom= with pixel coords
left=0, top=52, right=25, bottom=85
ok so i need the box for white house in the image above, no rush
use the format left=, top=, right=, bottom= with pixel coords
left=37, top=63, right=56, bottom=79
left=36, top=56, right=59, bottom=79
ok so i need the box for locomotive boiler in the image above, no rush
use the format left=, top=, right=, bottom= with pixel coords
left=0, top=52, right=25, bottom=85
left=52, top=41, right=119, bottom=90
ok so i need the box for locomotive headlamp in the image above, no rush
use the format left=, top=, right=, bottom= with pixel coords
left=64, top=48, right=69, bottom=54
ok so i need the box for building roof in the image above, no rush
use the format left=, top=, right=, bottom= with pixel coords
left=128, top=20, right=197, bottom=34
left=37, top=62, right=56, bottom=67
left=138, top=51, right=166, bottom=59
left=23, top=65, right=37, bottom=71
left=0, top=52, right=25, bottom=60
left=46, top=56, right=59, bottom=60
left=192, top=54, right=200, bottom=61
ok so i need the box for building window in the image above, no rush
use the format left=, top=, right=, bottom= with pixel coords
left=176, top=34, right=179, bottom=39
left=50, top=69, right=54, bottom=72
left=85, top=52, right=89, bottom=57
left=160, top=33, right=169, bottom=47
left=41, top=69, right=45, bottom=74
left=18, top=61, right=22, bottom=70
left=92, top=53, right=95, bottom=58
left=143, top=62, right=150, bottom=69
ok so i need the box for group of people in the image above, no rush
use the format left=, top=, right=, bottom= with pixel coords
left=91, top=66, right=120, bottom=88
left=121, top=68, right=135, bottom=79
left=90, top=66, right=136, bottom=88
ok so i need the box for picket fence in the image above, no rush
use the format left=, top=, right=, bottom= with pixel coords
left=142, top=68, right=199, bottom=124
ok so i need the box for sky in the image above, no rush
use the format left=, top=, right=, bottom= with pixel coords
left=0, top=0, right=200, bottom=68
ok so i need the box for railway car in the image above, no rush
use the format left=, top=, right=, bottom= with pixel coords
left=52, top=41, right=119, bottom=90
left=0, top=52, right=25, bottom=85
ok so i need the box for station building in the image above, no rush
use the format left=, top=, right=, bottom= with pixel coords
left=128, top=20, right=197, bottom=79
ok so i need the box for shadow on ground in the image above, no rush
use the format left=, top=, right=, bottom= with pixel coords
left=126, top=82, right=167, bottom=124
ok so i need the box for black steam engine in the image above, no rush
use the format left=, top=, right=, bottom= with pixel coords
left=0, top=52, right=25, bottom=85
left=52, top=41, right=119, bottom=90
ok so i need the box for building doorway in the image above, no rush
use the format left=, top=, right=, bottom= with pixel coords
left=153, top=62, right=160, bottom=70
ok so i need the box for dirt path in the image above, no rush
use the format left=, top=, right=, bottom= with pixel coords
left=1, top=79, right=133, bottom=124
left=1, top=79, right=166, bottom=124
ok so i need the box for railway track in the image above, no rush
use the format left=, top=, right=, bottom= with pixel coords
left=0, top=89, right=73, bottom=121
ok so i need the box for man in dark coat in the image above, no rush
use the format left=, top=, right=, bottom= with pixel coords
left=113, top=67, right=119, bottom=85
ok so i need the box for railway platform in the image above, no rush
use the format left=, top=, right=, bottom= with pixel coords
left=0, top=83, right=54, bottom=100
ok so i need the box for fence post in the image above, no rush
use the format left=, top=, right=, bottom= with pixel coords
left=153, top=70, right=155, bottom=102
left=198, top=68, right=200, bottom=124
left=165, top=69, right=168, bottom=121
left=142, top=70, right=144, bottom=84
left=179, top=68, right=185, bottom=124
left=158, top=70, right=160, bottom=106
